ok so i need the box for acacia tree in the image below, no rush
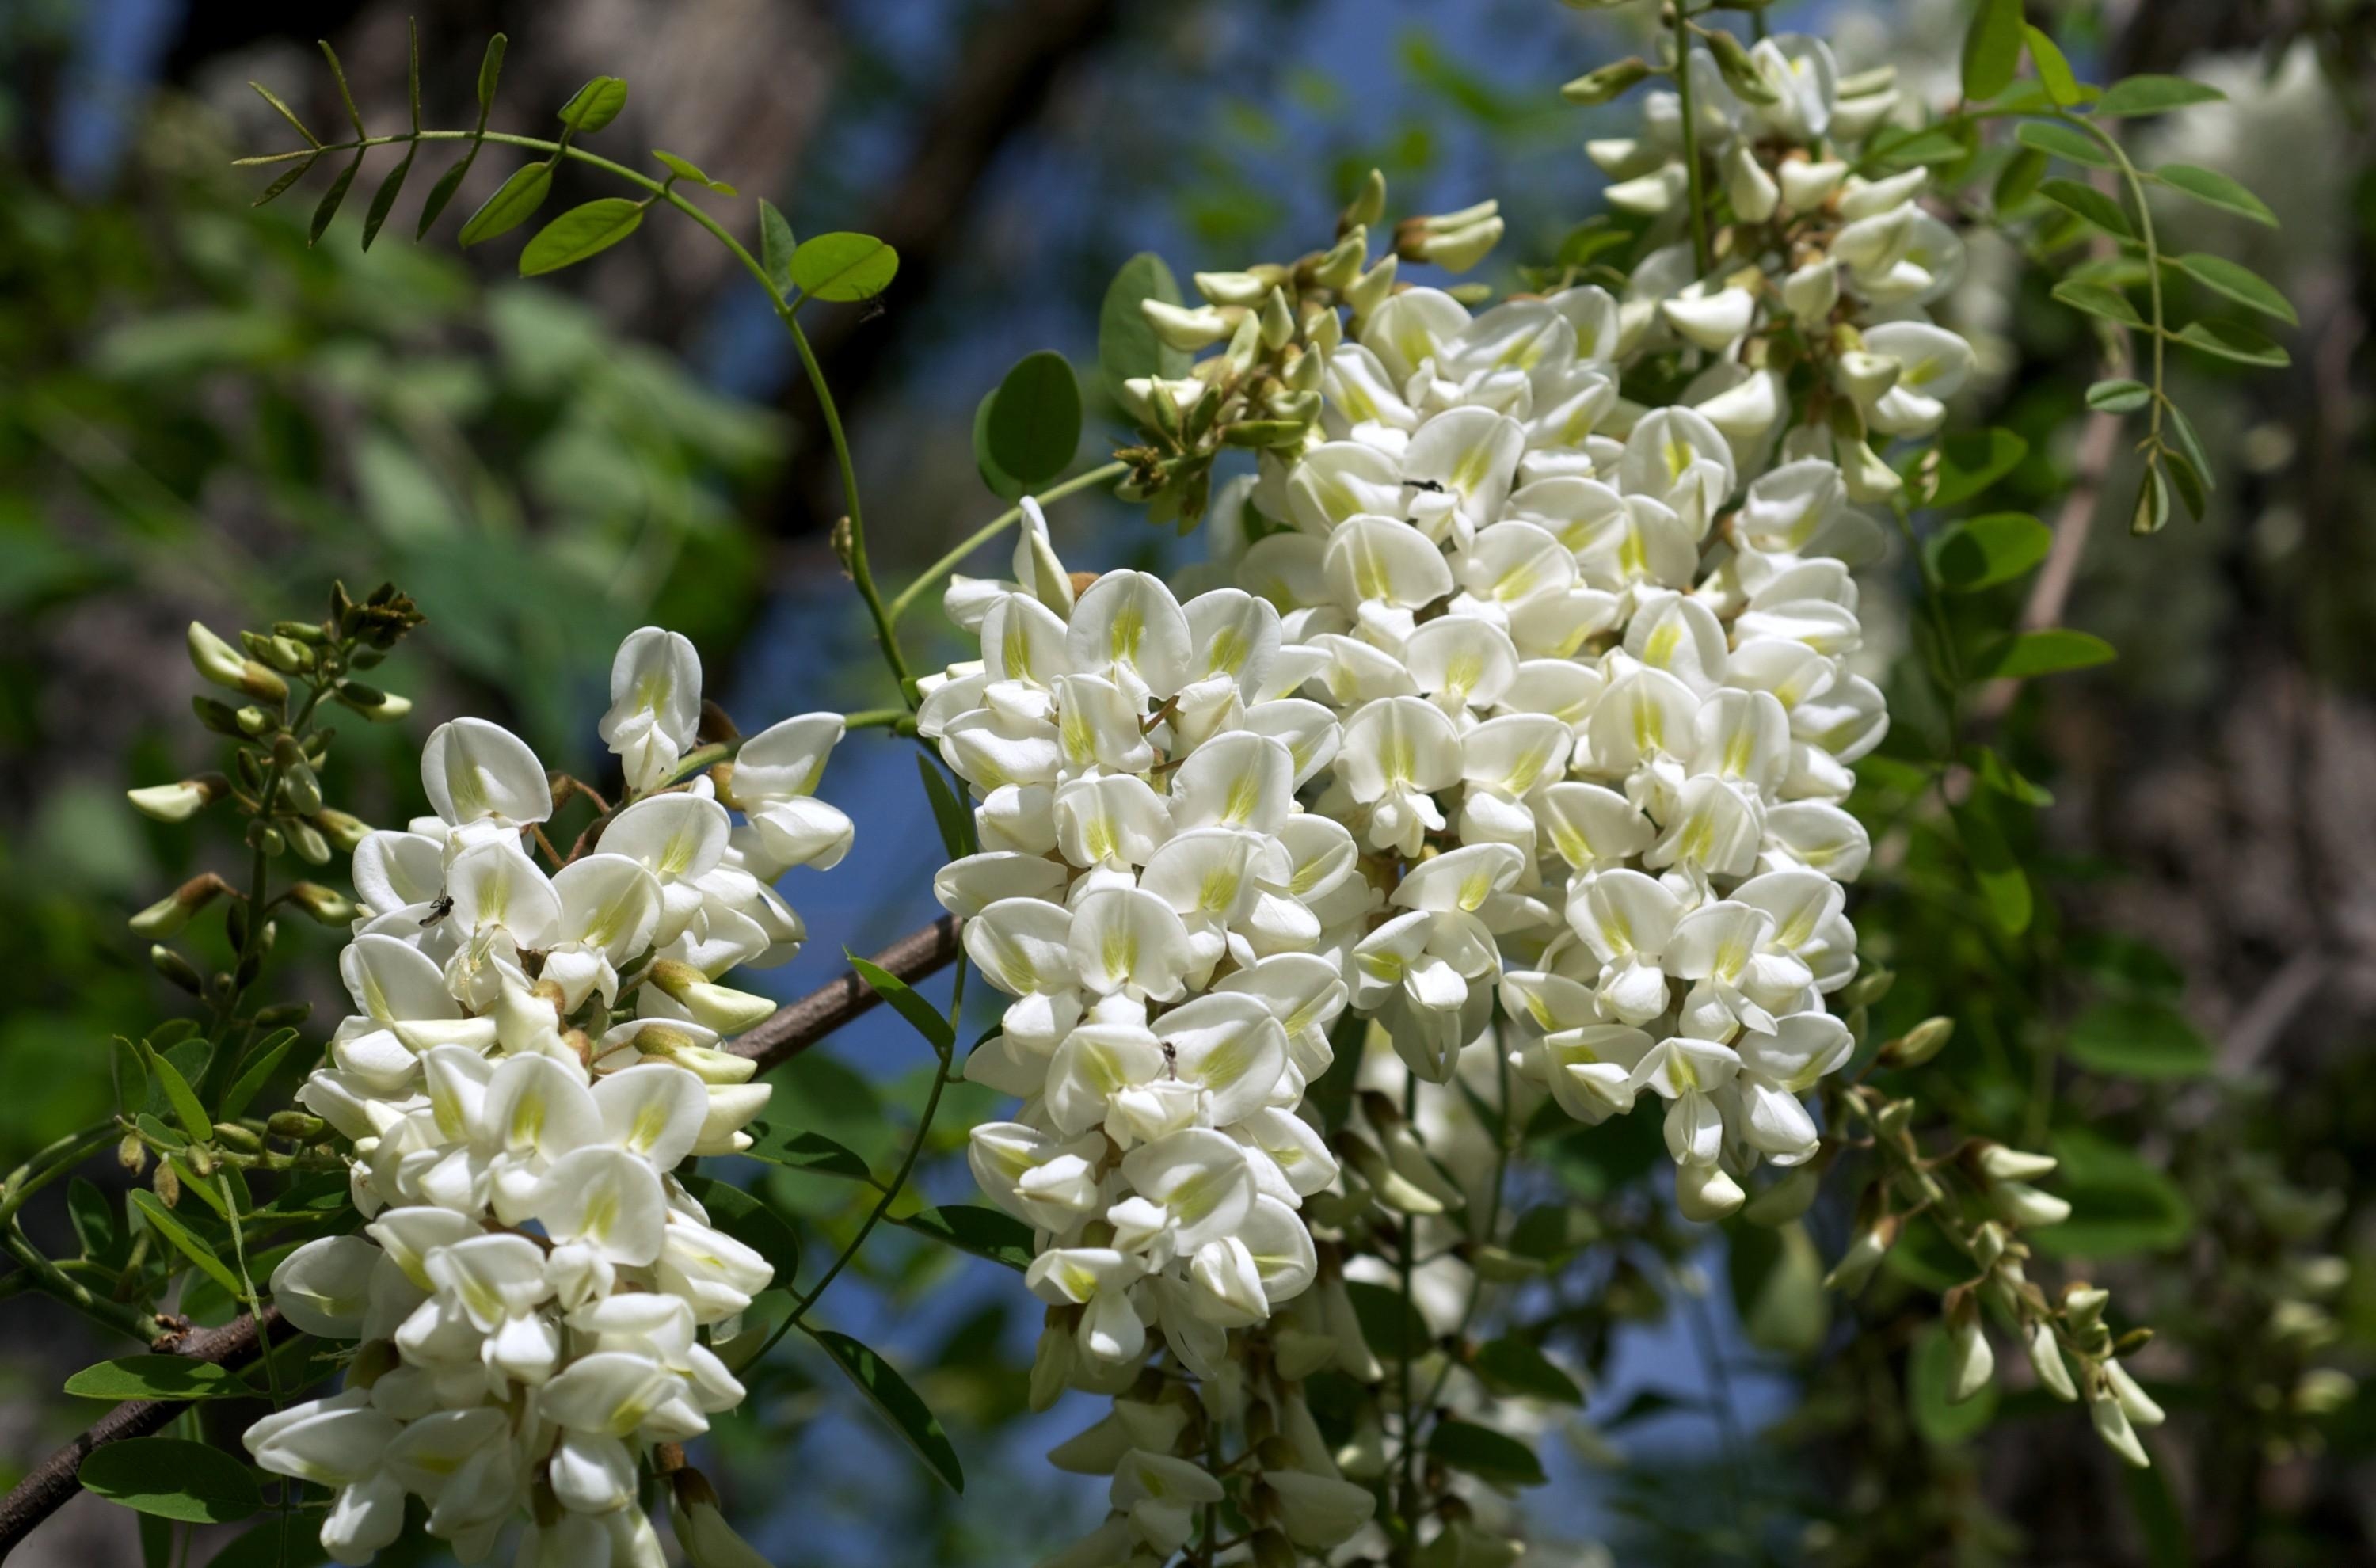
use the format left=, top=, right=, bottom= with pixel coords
left=0, top=2, right=2296, bottom=1563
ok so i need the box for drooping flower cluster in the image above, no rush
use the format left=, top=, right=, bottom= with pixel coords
left=248, top=630, right=851, bottom=1566
left=942, top=33, right=1967, bottom=1561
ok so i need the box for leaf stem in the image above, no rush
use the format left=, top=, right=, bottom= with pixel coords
left=1669, top=4, right=1715, bottom=276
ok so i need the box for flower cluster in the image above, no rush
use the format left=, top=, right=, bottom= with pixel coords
left=246, top=630, right=851, bottom=1566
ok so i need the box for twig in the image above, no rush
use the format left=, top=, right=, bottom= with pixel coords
left=0, top=914, right=965, bottom=1555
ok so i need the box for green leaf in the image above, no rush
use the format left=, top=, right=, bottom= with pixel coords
left=456, top=163, right=553, bottom=247
left=307, top=152, right=364, bottom=247
left=971, top=391, right=1026, bottom=504
left=2153, top=162, right=2276, bottom=227
left=2161, top=401, right=2215, bottom=501
left=2022, top=27, right=2084, bottom=106
left=809, top=1330, right=964, bottom=1492
left=138, top=1038, right=211, bottom=1144
left=247, top=82, right=319, bottom=149
left=847, top=953, right=956, bottom=1055
left=1731, top=1220, right=1830, bottom=1358
left=68, top=1177, right=117, bottom=1261
left=220, top=1028, right=302, bottom=1121
left=519, top=197, right=646, bottom=276
left=916, top=756, right=976, bottom=861
left=1427, top=1420, right=1547, bottom=1489
left=1961, top=0, right=2024, bottom=101
left=1951, top=798, right=2032, bottom=937
left=2169, top=253, right=2294, bottom=325
left=2039, top=177, right=2134, bottom=239
left=359, top=144, right=416, bottom=250
left=678, top=1174, right=801, bottom=1284
left=790, top=232, right=899, bottom=302
left=653, top=150, right=736, bottom=194
left=2066, top=998, right=2214, bottom=1080
left=1993, top=146, right=2048, bottom=211
left=249, top=154, right=320, bottom=210
left=1874, top=129, right=1972, bottom=169
left=476, top=33, right=508, bottom=111
left=741, top=1123, right=875, bottom=1182
left=65, top=1356, right=254, bottom=1402
left=204, top=1515, right=330, bottom=1568
left=1098, top=251, right=1191, bottom=409
left=2176, top=318, right=2290, bottom=367
left=2014, top=119, right=2112, bottom=168
left=2130, top=460, right=2172, bottom=535
left=758, top=200, right=798, bottom=295
left=1972, top=628, right=2117, bottom=679
left=2035, top=1132, right=2195, bottom=1258
left=1930, top=512, right=2051, bottom=592
left=1469, top=1337, right=1584, bottom=1405
left=2097, top=74, right=2225, bottom=117
left=416, top=146, right=482, bottom=238
left=1973, top=745, right=2054, bottom=807
left=893, top=1205, right=1034, bottom=1270
left=1908, top=1321, right=1998, bottom=1445
left=2086, top=377, right=2153, bottom=413
left=111, top=1037, right=148, bottom=1119
left=128, top=1190, right=245, bottom=1299
left=557, top=76, right=629, bottom=134
left=983, top=351, right=1083, bottom=489
left=1926, top=427, right=2029, bottom=506
left=1344, top=1280, right=1430, bottom=1361
left=78, top=1437, right=262, bottom=1524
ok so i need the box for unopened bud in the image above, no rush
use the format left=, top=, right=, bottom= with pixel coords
left=1825, top=1214, right=1897, bottom=1295
left=1838, top=966, right=1894, bottom=1009
left=1992, top=1179, right=2072, bottom=1230
left=268, top=1110, right=327, bottom=1140
left=117, top=1135, right=147, bottom=1174
left=2089, top=1386, right=2150, bottom=1468
left=1881, top=1016, right=1954, bottom=1068
left=130, top=874, right=229, bottom=938
left=1342, top=167, right=1387, bottom=231
left=1947, top=1296, right=1994, bottom=1403
left=280, top=763, right=322, bottom=816
left=1193, top=265, right=1288, bottom=306
left=285, top=819, right=330, bottom=865
left=313, top=809, right=371, bottom=854
left=247, top=820, right=285, bottom=858
left=2104, top=1357, right=2165, bottom=1428
left=2027, top=1319, right=2077, bottom=1401
left=1782, top=257, right=1841, bottom=325
left=214, top=1121, right=261, bottom=1152
left=1976, top=1144, right=2058, bottom=1182
left=333, top=682, right=412, bottom=722
left=1703, top=28, right=1780, bottom=105
left=1676, top=1160, right=1745, bottom=1223
left=647, top=960, right=778, bottom=1034
left=235, top=706, right=272, bottom=737
left=127, top=776, right=228, bottom=824
left=1560, top=56, right=1651, bottom=105
left=287, top=881, right=358, bottom=926
left=1742, top=1162, right=1822, bottom=1225
left=1346, top=254, right=1399, bottom=320
left=1140, top=299, right=1237, bottom=352
left=192, top=696, right=244, bottom=736
left=188, top=622, right=286, bottom=702
left=1311, top=226, right=1367, bottom=291
left=2062, top=1284, right=2110, bottom=1333
left=150, top=944, right=204, bottom=995
left=1397, top=209, right=1503, bottom=276
left=153, top=1160, right=181, bottom=1208
left=1258, top=287, right=1296, bottom=352
left=1970, top=1220, right=2008, bottom=1270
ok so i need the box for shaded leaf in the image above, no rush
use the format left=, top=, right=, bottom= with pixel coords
left=359, top=145, right=416, bottom=250
left=520, top=197, right=646, bottom=277
left=1961, top=0, right=2024, bottom=101
left=893, top=1205, right=1034, bottom=1270
left=2086, top=377, right=2153, bottom=413
left=2154, top=162, right=2276, bottom=227
left=2035, top=1132, right=2195, bottom=1258
left=2039, top=177, right=2134, bottom=239
left=1974, top=745, right=2054, bottom=807
left=307, top=152, right=364, bottom=248
left=2015, top=119, right=2111, bottom=168
left=2176, top=318, right=2290, bottom=367
left=1930, top=512, right=2050, bottom=592
left=456, top=163, right=553, bottom=247
left=475, top=33, right=508, bottom=111
left=1993, top=146, right=2047, bottom=210
left=809, top=1329, right=965, bottom=1492
left=68, top=1178, right=117, bottom=1262
left=1098, top=252, right=1190, bottom=408
left=916, top=757, right=975, bottom=862
left=1428, top=1420, right=1547, bottom=1489
left=2022, top=27, right=2084, bottom=106
left=758, top=200, right=798, bottom=295
left=1972, top=628, right=2117, bottom=679
left=416, top=146, right=482, bottom=238
left=138, top=1038, right=211, bottom=1144
left=66, top=1356, right=254, bottom=1402
left=790, top=232, right=899, bottom=301
left=221, top=1028, right=303, bottom=1121
left=2170, top=253, right=2294, bottom=325
left=1908, top=1322, right=1997, bottom=1445
left=1926, top=427, right=2028, bottom=506
left=2097, top=74, right=2225, bottom=117
left=741, top=1123, right=875, bottom=1182
left=128, top=1191, right=245, bottom=1299
left=250, top=154, right=320, bottom=210
left=972, top=390, right=1026, bottom=504
left=847, top=953, right=956, bottom=1055
left=1345, top=1281, right=1430, bottom=1361
left=1951, top=797, right=2032, bottom=936
left=204, top=1516, right=330, bottom=1568
left=1470, top=1337, right=1584, bottom=1405
left=2066, top=998, right=2214, bottom=1080
left=983, top=351, right=1083, bottom=489
left=78, top=1437, right=261, bottom=1524
left=653, top=150, right=735, bottom=194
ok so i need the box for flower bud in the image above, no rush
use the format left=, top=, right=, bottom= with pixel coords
left=1194, top=265, right=1288, bottom=306
left=284, top=818, right=331, bottom=866
left=1140, top=299, right=1237, bottom=351
left=188, top=622, right=286, bottom=702
left=1676, top=1160, right=1745, bottom=1222
left=255, top=1000, right=311, bottom=1027
left=130, top=874, right=230, bottom=938
left=1723, top=144, right=1780, bottom=224
left=286, top=881, right=358, bottom=926
left=153, top=1159, right=181, bottom=1208
left=1742, top=1163, right=1822, bottom=1226
left=1560, top=56, right=1651, bottom=105
left=333, top=682, right=412, bottom=722
left=1824, top=1213, right=1897, bottom=1295
left=2104, top=1357, right=2165, bottom=1428
left=128, top=776, right=228, bottom=824
left=1777, top=157, right=1848, bottom=215
left=117, top=1134, right=146, bottom=1174
left=1397, top=211, right=1502, bottom=276
left=1345, top=255, right=1398, bottom=321
left=1703, top=29, right=1780, bottom=106
left=669, top=1485, right=771, bottom=1568
left=2062, top=1284, right=2109, bottom=1334
left=1881, top=1016, right=1954, bottom=1068
left=1780, top=257, right=1841, bottom=325
left=648, top=960, right=778, bottom=1034
left=1312, top=226, right=1368, bottom=291
left=1976, top=1144, right=2058, bottom=1182
left=2089, top=1385, right=2151, bottom=1468
left=2027, top=1320, right=2077, bottom=1401
left=1258, top=287, right=1296, bottom=352
left=313, top=809, right=371, bottom=854
left=1947, top=1299, right=1994, bottom=1404
left=1342, top=166, right=1387, bottom=231
left=1991, top=1180, right=2072, bottom=1229
left=268, top=1110, right=327, bottom=1140
left=150, top=944, right=205, bottom=995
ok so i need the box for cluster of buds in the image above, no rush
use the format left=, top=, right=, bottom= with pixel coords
left=1115, top=171, right=1504, bottom=533
left=244, top=630, right=853, bottom=1566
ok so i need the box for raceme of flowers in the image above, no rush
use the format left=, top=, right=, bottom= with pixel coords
left=930, top=32, right=1951, bottom=1561
left=247, top=630, right=851, bottom=1567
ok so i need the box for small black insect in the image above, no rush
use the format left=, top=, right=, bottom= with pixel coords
left=419, top=893, right=455, bottom=927
left=860, top=299, right=889, bottom=323
left=1402, top=478, right=1448, bottom=493
left=1159, top=1040, right=1178, bottom=1079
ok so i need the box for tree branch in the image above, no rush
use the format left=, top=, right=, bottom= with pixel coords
left=0, top=914, right=963, bottom=1557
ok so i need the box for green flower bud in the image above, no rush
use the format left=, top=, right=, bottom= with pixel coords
left=188, top=622, right=286, bottom=702
left=127, top=775, right=229, bottom=824
left=1560, top=56, right=1651, bottom=106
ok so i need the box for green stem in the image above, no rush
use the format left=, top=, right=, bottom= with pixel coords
left=0, top=1123, right=118, bottom=1231
left=1394, top=1071, right=1422, bottom=1557
left=217, top=1175, right=284, bottom=1410
left=1669, top=5, right=1714, bottom=276
left=2066, top=113, right=2165, bottom=451
left=6, top=1224, right=162, bottom=1342
left=885, top=460, right=1130, bottom=626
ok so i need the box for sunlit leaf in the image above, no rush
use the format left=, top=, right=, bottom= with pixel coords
left=519, top=198, right=646, bottom=276
left=653, top=150, right=736, bottom=194
left=78, top=1438, right=261, bottom=1524
left=557, top=76, right=629, bottom=135
left=790, top=232, right=899, bottom=302
left=2039, top=177, right=2133, bottom=240
left=1960, top=0, right=2024, bottom=101
left=1098, top=251, right=1190, bottom=407
left=2175, top=318, right=2290, bottom=367
left=456, top=163, right=554, bottom=247
left=2085, top=378, right=2152, bottom=413
left=2096, top=74, right=2225, bottom=117
left=65, top=1356, right=255, bottom=1402
left=2014, top=120, right=2111, bottom=169
left=128, top=1191, right=244, bottom=1299
left=2153, top=163, right=2276, bottom=227
left=847, top=953, right=955, bottom=1055
left=1427, top=1420, right=1546, bottom=1489
left=2170, top=253, right=2294, bottom=325
left=1970, top=628, right=2117, bottom=679
left=1929, top=512, right=2050, bottom=592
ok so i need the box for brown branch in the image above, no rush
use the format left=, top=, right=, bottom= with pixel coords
left=0, top=915, right=963, bottom=1557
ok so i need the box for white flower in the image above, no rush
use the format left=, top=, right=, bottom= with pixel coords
left=600, top=627, right=703, bottom=795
